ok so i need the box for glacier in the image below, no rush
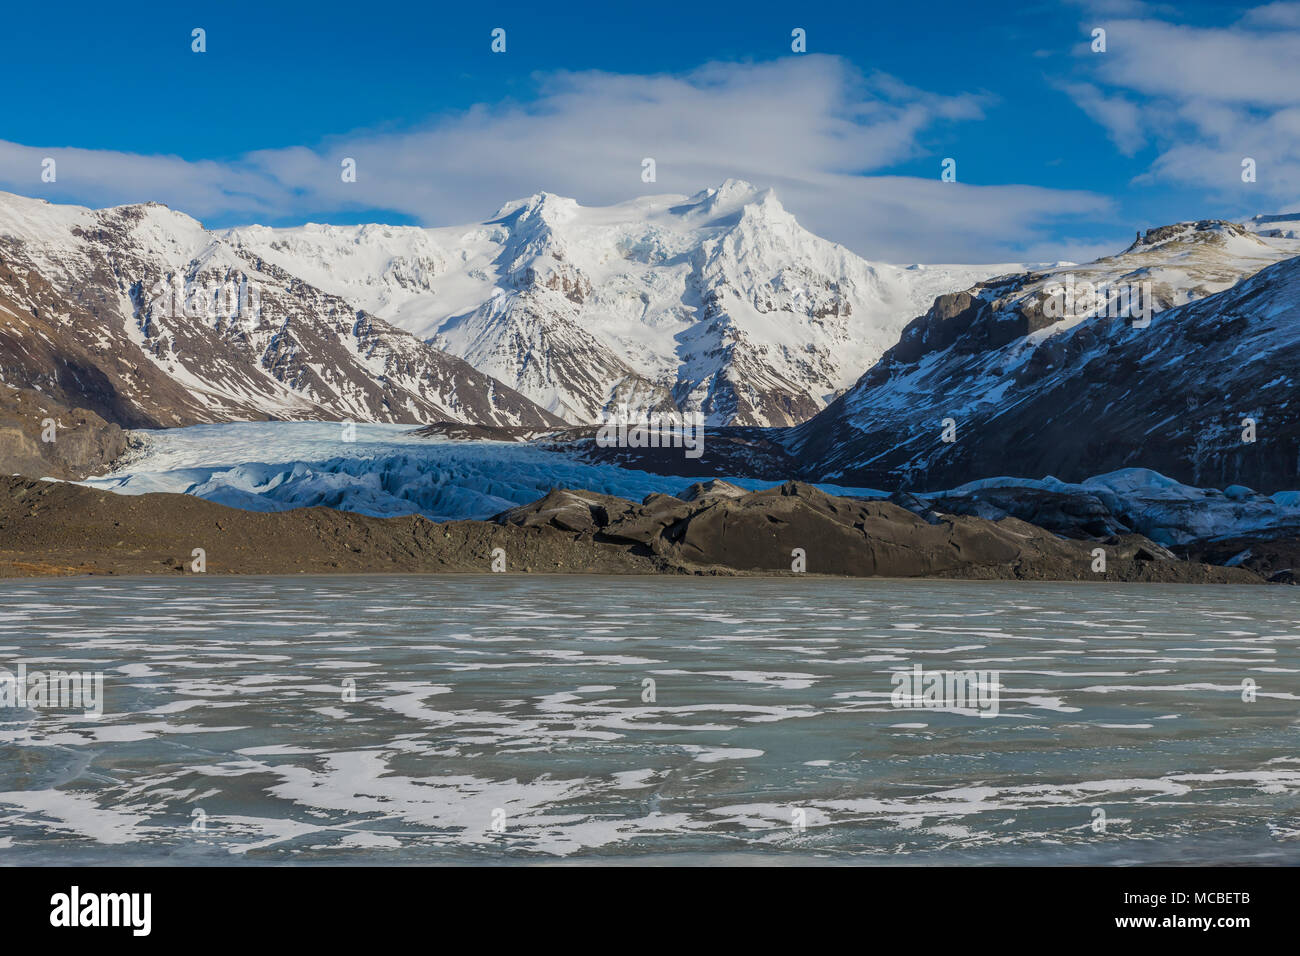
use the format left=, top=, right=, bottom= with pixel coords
left=80, top=422, right=887, bottom=521
left=78, top=423, right=1300, bottom=546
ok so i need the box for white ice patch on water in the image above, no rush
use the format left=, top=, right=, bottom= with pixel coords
left=5, top=577, right=1299, bottom=863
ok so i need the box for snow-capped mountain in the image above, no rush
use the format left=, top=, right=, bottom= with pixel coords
left=0, top=191, right=561, bottom=430
left=1244, top=212, right=1300, bottom=239
left=789, top=219, right=1300, bottom=491
left=224, top=180, right=1034, bottom=426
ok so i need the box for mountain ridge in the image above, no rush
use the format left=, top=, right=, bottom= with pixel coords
left=223, top=180, right=1040, bottom=426
left=787, top=220, right=1300, bottom=491
left=0, top=190, right=563, bottom=433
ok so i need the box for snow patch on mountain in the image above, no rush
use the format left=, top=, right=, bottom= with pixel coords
left=1243, top=212, right=1300, bottom=240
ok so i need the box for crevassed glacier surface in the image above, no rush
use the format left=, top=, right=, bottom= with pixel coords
left=80, top=422, right=885, bottom=521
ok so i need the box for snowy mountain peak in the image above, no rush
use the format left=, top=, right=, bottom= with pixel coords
left=684, top=178, right=768, bottom=218
left=491, top=191, right=582, bottom=226
left=736, top=187, right=791, bottom=224
left=1243, top=211, right=1300, bottom=239
left=712, top=177, right=759, bottom=196
left=0, top=189, right=560, bottom=430
left=1121, top=219, right=1266, bottom=255
left=0, top=190, right=234, bottom=279
left=212, top=180, right=1037, bottom=426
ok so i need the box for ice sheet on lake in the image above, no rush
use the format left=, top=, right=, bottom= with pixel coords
left=2, top=576, right=1298, bottom=864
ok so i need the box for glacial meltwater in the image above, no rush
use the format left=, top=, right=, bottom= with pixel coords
left=1, top=575, right=1297, bottom=865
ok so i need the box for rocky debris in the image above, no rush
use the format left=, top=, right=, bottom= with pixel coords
left=496, top=488, right=636, bottom=535
left=1180, top=525, right=1300, bottom=582
left=0, top=384, right=127, bottom=478
left=1106, top=535, right=1178, bottom=562
left=0, top=475, right=669, bottom=578
left=0, top=475, right=1263, bottom=582
left=645, top=481, right=1189, bottom=578
left=495, top=479, right=1257, bottom=582
left=496, top=488, right=690, bottom=547
left=886, top=491, right=946, bottom=526
left=541, top=424, right=803, bottom=480
left=678, top=479, right=748, bottom=503
left=600, top=493, right=695, bottom=546
left=409, top=421, right=551, bottom=442
left=923, top=485, right=1132, bottom=539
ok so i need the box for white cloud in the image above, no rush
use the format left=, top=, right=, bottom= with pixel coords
left=1061, top=83, right=1147, bottom=155
left=1240, top=1, right=1300, bottom=29
left=0, top=55, right=1111, bottom=262
left=1066, top=4, right=1300, bottom=210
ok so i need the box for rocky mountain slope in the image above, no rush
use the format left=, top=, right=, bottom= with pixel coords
left=0, top=192, right=562, bottom=438
left=225, top=180, right=1031, bottom=426
left=788, top=220, right=1300, bottom=491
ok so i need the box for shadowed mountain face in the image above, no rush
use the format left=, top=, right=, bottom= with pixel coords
left=787, top=224, right=1300, bottom=493
left=0, top=193, right=563, bottom=434
left=0, top=384, right=127, bottom=478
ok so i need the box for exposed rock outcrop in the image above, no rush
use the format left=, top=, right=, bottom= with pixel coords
left=496, top=480, right=1257, bottom=582
left=0, top=385, right=128, bottom=478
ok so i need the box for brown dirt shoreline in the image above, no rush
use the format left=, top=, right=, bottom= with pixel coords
left=0, top=475, right=1265, bottom=584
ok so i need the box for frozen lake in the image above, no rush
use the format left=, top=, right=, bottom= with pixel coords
left=1, top=575, right=1297, bottom=864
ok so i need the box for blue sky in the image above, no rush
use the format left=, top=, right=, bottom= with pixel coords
left=2, top=0, right=1297, bottom=261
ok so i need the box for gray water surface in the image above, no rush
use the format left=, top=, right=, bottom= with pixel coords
left=1, top=575, right=1297, bottom=864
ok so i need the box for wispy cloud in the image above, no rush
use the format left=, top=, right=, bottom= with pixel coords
left=1065, top=2, right=1300, bottom=211
left=1060, top=83, right=1147, bottom=155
